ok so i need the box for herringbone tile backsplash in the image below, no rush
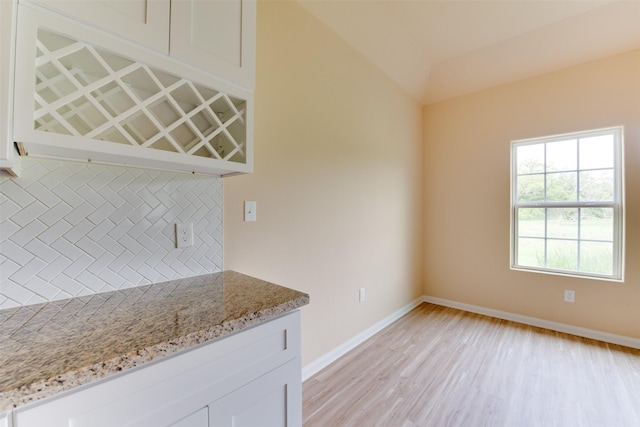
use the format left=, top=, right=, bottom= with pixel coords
left=0, top=157, right=223, bottom=309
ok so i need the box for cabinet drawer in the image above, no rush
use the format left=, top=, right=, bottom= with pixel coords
left=14, top=311, right=301, bottom=427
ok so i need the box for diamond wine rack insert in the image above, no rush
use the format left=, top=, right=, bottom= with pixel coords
left=33, top=28, right=247, bottom=164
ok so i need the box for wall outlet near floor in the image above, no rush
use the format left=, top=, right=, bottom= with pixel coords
left=359, top=288, right=366, bottom=303
left=564, top=289, right=575, bottom=303
left=176, top=223, right=194, bottom=248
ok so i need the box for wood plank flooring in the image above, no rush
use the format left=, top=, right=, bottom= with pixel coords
left=302, top=303, right=640, bottom=427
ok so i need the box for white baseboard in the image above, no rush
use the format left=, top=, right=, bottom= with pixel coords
left=301, top=297, right=424, bottom=382
left=422, top=295, right=640, bottom=350
left=302, top=296, right=640, bottom=382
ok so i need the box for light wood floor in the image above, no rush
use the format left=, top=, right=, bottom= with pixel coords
left=303, top=303, right=640, bottom=427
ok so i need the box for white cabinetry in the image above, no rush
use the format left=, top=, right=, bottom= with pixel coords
left=170, top=0, right=256, bottom=90
left=0, top=0, right=19, bottom=176
left=170, top=407, right=208, bottom=427
left=23, top=0, right=256, bottom=90
left=0, top=411, right=9, bottom=427
left=209, top=359, right=301, bottom=426
left=12, top=3, right=253, bottom=176
left=22, top=0, right=171, bottom=54
left=14, top=311, right=302, bottom=427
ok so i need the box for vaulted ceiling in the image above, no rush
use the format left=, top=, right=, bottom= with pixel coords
left=297, top=0, right=640, bottom=105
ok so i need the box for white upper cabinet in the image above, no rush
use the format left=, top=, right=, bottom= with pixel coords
left=22, top=0, right=171, bottom=54
left=23, top=0, right=256, bottom=90
left=1, top=0, right=19, bottom=176
left=13, top=3, right=253, bottom=176
left=170, top=0, right=256, bottom=90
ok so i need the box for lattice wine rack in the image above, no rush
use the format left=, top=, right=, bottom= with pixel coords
left=30, top=27, right=247, bottom=165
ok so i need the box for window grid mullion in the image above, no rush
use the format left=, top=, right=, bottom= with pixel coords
left=544, top=208, right=548, bottom=268
left=515, top=201, right=616, bottom=209
left=576, top=139, right=581, bottom=273
left=577, top=207, right=582, bottom=271
left=511, top=126, right=622, bottom=280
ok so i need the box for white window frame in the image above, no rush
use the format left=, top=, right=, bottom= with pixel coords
left=510, top=126, right=624, bottom=281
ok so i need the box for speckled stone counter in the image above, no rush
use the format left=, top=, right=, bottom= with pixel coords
left=0, top=271, right=309, bottom=412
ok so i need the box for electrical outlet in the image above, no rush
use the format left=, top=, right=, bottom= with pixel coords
left=564, top=289, right=575, bottom=303
left=175, top=223, right=194, bottom=248
left=359, top=288, right=366, bottom=303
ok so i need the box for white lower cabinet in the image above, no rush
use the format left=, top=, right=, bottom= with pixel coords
left=170, top=407, right=208, bottom=427
left=0, top=411, right=10, bottom=427
left=13, top=311, right=302, bottom=427
left=209, top=359, right=301, bottom=426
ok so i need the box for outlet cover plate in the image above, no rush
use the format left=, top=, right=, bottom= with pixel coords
left=244, top=201, right=257, bottom=222
left=176, top=223, right=194, bottom=248
left=564, top=289, right=575, bottom=303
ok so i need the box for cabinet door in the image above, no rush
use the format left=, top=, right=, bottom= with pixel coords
left=0, top=0, right=19, bottom=175
left=0, top=411, right=10, bottom=427
left=209, top=359, right=302, bottom=427
left=170, top=0, right=256, bottom=90
left=22, top=0, right=170, bottom=53
left=170, top=407, right=208, bottom=427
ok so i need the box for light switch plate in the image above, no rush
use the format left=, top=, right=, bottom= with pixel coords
left=244, top=201, right=256, bottom=222
left=176, top=223, right=194, bottom=248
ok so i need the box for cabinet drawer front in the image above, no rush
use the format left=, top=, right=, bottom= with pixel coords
left=14, top=311, right=301, bottom=427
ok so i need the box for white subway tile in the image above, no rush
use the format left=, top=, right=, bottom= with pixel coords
left=1, top=158, right=222, bottom=309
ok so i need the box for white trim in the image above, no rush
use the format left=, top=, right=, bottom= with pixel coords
left=301, top=297, right=423, bottom=382
left=510, top=126, right=624, bottom=281
left=302, top=295, right=640, bottom=382
left=422, top=295, right=640, bottom=350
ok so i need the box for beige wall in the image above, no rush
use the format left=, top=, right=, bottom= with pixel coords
left=226, top=1, right=639, bottom=367
left=423, top=50, right=640, bottom=339
left=224, top=0, right=424, bottom=365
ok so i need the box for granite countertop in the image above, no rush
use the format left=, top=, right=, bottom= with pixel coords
left=0, top=271, right=309, bottom=412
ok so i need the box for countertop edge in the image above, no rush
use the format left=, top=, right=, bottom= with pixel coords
left=1, top=294, right=309, bottom=413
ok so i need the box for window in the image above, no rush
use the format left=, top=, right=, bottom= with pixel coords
left=511, top=127, right=623, bottom=280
